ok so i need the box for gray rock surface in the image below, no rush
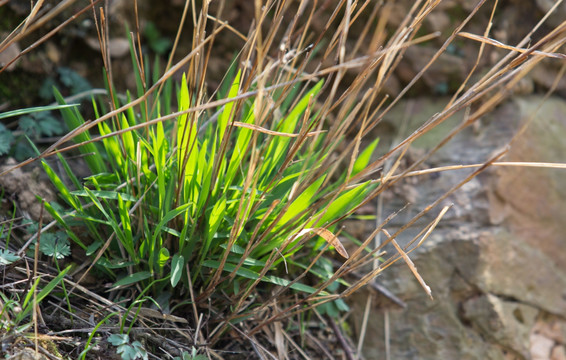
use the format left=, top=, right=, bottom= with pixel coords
left=348, top=95, right=566, bottom=360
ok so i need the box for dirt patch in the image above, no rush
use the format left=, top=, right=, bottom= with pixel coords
left=0, top=158, right=55, bottom=222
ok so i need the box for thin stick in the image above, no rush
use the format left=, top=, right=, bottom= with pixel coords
left=458, top=32, right=566, bottom=60
left=384, top=310, right=390, bottom=360
left=328, top=315, right=356, bottom=360
left=385, top=230, right=432, bottom=300
left=356, top=293, right=372, bottom=359
left=362, top=161, right=566, bottom=187
left=33, top=201, right=45, bottom=356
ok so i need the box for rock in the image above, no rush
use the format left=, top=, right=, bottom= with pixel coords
left=531, top=333, right=555, bottom=360
left=425, top=11, right=451, bottom=33
left=551, top=345, right=566, bottom=360
left=530, top=61, right=566, bottom=96
left=531, top=316, right=566, bottom=360
left=462, top=294, right=537, bottom=359
left=396, top=46, right=467, bottom=94
left=348, top=95, right=566, bottom=360
left=85, top=37, right=131, bottom=58
left=477, top=231, right=566, bottom=316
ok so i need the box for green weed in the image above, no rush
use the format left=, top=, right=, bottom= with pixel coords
left=43, top=54, right=378, bottom=318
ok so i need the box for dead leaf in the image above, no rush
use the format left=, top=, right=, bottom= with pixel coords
left=458, top=32, right=566, bottom=60
left=384, top=229, right=433, bottom=300
left=313, top=228, right=349, bottom=259
left=274, top=321, right=287, bottom=360
left=232, top=121, right=325, bottom=138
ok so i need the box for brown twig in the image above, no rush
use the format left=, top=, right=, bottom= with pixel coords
left=327, top=315, right=356, bottom=360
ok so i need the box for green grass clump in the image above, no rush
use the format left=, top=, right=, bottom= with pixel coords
left=40, top=41, right=378, bottom=333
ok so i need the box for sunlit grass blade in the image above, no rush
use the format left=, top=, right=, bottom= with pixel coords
left=176, top=73, right=199, bottom=203
left=217, top=69, right=241, bottom=146
left=17, top=265, right=71, bottom=323
left=53, top=87, right=107, bottom=175
left=158, top=248, right=170, bottom=275
left=120, top=113, right=136, bottom=161
left=148, top=203, right=191, bottom=275
left=259, top=80, right=324, bottom=184
left=207, top=195, right=226, bottom=243
left=225, top=101, right=255, bottom=190
left=43, top=201, right=86, bottom=250
left=313, top=181, right=376, bottom=228
left=170, top=254, right=184, bottom=288
left=113, top=271, right=152, bottom=288
left=41, top=160, right=81, bottom=210
left=217, top=54, right=239, bottom=100
left=197, top=195, right=227, bottom=269
left=353, top=138, right=379, bottom=176
left=0, top=104, right=78, bottom=120
left=150, top=121, right=168, bottom=212
left=117, top=194, right=134, bottom=261
left=277, top=174, right=327, bottom=229
left=97, top=120, right=124, bottom=173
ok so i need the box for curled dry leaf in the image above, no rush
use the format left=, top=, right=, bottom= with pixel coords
left=232, top=121, right=325, bottom=137
left=312, top=228, right=349, bottom=259
left=385, top=229, right=433, bottom=300
left=458, top=32, right=566, bottom=60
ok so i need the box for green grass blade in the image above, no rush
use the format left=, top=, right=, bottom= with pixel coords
left=207, top=195, right=226, bottom=242
left=18, top=265, right=72, bottom=322
left=117, top=194, right=134, bottom=260
left=112, top=271, right=151, bottom=288
left=97, top=121, right=124, bottom=172
left=313, top=181, right=375, bottom=227
left=81, top=188, right=135, bottom=260
left=41, top=160, right=80, bottom=210
left=70, top=190, right=137, bottom=202
left=260, top=80, right=323, bottom=182
left=217, top=69, right=241, bottom=145
left=149, top=203, right=191, bottom=274
left=203, top=260, right=325, bottom=295
left=150, top=121, right=168, bottom=211
left=352, top=138, right=379, bottom=176
left=0, top=104, right=78, bottom=120
left=176, top=73, right=200, bottom=202
left=225, top=101, right=255, bottom=189
left=19, top=277, right=40, bottom=318
left=43, top=202, right=86, bottom=250
left=277, top=174, right=326, bottom=228
left=53, top=87, right=106, bottom=174
left=55, top=153, right=82, bottom=190
left=158, top=248, right=170, bottom=274
left=120, top=114, right=136, bottom=160
left=217, top=53, right=239, bottom=100
left=170, top=254, right=184, bottom=288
